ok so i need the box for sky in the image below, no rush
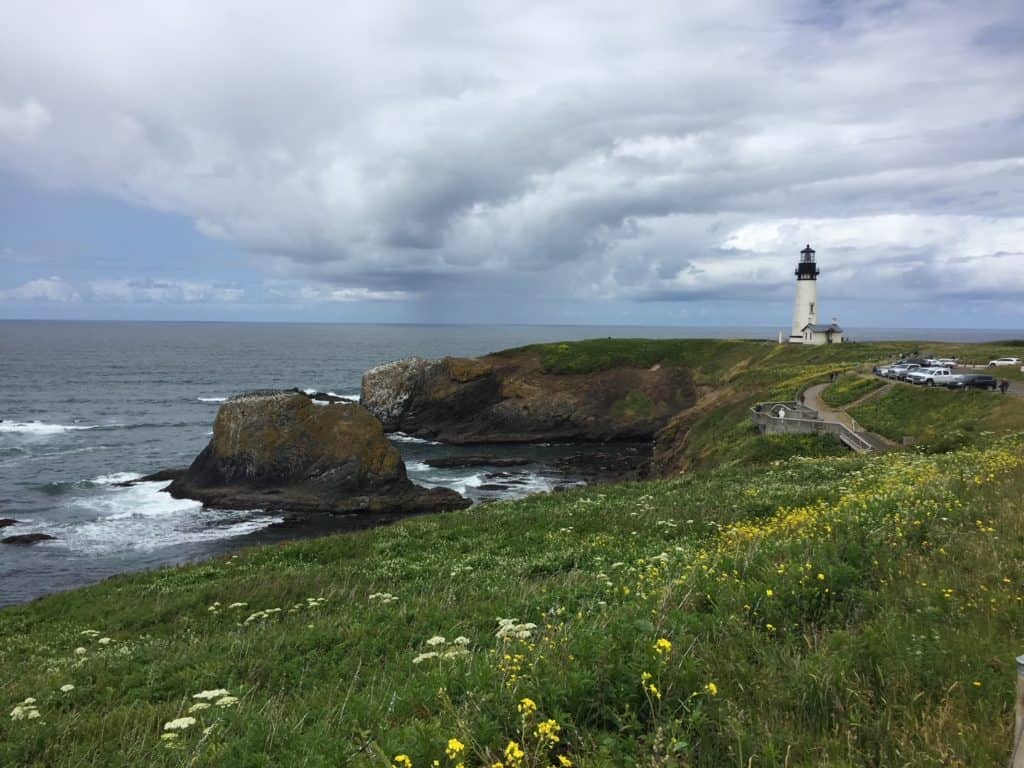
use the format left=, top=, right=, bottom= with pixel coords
left=1, top=1, right=1023, bottom=329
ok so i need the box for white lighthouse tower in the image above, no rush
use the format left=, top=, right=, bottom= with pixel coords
left=789, top=244, right=819, bottom=342
left=788, top=244, right=844, bottom=344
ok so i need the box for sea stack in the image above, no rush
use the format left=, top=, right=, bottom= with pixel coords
left=168, top=390, right=469, bottom=515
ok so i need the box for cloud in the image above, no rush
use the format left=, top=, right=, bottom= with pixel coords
left=0, top=1, right=1022, bottom=315
left=297, top=286, right=411, bottom=303
left=0, top=98, right=50, bottom=143
left=0, top=276, right=79, bottom=302
left=87, top=278, right=244, bottom=304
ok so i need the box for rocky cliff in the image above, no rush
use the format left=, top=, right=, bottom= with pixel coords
left=361, top=350, right=697, bottom=444
left=169, top=390, right=468, bottom=515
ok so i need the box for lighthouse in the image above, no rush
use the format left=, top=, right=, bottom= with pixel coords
left=788, top=244, right=844, bottom=344
left=789, top=244, right=819, bottom=342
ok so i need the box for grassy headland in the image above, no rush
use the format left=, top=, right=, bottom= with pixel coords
left=3, top=338, right=1024, bottom=767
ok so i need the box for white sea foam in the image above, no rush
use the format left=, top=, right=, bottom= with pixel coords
left=42, top=480, right=280, bottom=554
left=0, top=421, right=98, bottom=435
left=453, top=473, right=485, bottom=494
left=91, top=472, right=143, bottom=485
left=406, top=460, right=431, bottom=472
left=197, top=397, right=227, bottom=403
left=389, top=432, right=441, bottom=445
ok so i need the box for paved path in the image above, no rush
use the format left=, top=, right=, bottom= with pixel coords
left=803, top=383, right=895, bottom=452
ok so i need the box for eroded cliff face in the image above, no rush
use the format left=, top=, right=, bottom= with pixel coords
left=361, top=351, right=698, bottom=444
left=649, top=387, right=740, bottom=477
left=169, top=391, right=468, bottom=514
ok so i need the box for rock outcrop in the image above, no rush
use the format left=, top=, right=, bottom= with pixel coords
left=2, top=533, right=56, bottom=545
left=168, top=390, right=468, bottom=515
left=361, top=351, right=697, bottom=444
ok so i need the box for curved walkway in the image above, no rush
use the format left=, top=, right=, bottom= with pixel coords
left=802, top=383, right=894, bottom=452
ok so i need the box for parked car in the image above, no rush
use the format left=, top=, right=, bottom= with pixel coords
left=905, top=367, right=936, bottom=384
left=885, top=363, right=910, bottom=379
left=988, top=357, right=1022, bottom=367
left=947, top=374, right=998, bottom=390
left=893, top=364, right=921, bottom=381
left=906, top=367, right=957, bottom=386
left=936, top=358, right=958, bottom=367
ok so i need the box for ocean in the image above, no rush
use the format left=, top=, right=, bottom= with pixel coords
left=1, top=320, right=1019, bottom=608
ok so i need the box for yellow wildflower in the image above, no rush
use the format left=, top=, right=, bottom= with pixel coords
left=536, top=718, right=561, bottom=743
left=518, top=697, right=537, bottom=716
left=446, top=738, right=465, bottom=759
left=653, top=638, right=672, bottom=655
left=704, top=681, right=718, bottom=696
left=558, top=757, right=573, bottom=767
left=393, top=755, right=413, bottom=768
left=504, top=740, right=525, bottom=766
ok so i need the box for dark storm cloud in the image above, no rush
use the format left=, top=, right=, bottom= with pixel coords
left=1, top=0, right=1023, bottom=314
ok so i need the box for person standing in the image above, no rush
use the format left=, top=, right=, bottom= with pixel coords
left=999, top=379, right=1010, bottom=394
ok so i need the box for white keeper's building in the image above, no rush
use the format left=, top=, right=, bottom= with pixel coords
left=788, top=244, right=844, bottom=345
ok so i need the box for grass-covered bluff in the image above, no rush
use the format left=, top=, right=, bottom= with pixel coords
left=4, top=338, right=1024, bottom=767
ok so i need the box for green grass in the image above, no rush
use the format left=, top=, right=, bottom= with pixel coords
left=4, top=437, right=1024, bottom=767
left=820, top=374, right=886, bottom=407
left=613, top=391, right=654, bottom=419
left=6, top=338, right=1024, bottom=766
left=491, top=339, right=1024, bottom=467
left=497, top=338, right=776, bottom=385
left=849, top=384, right=1024, bottom=450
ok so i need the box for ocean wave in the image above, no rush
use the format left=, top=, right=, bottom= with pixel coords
left=197, top=397, right=227, bottom=403
left=389, top=432, right=441, bottom=445
left=90, top=472, right=144, bottom=485
left=36, top=479, right=281, bottom=554
left=0, top=421, right=98, bottom=435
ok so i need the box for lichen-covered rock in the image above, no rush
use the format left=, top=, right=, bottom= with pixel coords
left=360, top=358, right=430, bottom=431
left=169, top=390, right=468, bottom=515
left=360, top=351, right=697, bottom=444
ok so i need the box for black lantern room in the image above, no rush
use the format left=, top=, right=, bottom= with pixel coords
left=795, top=244, right=820, bottom=280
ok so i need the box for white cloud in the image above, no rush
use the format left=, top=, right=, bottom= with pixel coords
left=0, top=1, right=1022, bottom=314
left=0, top=98, right=50, bottom=143
left=88, top=279, right=244, bottom=304
left=0, top=276, right=80, bottom=302
left=297, top=285, right=411, bottom=303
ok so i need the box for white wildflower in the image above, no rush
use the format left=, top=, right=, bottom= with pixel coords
left=228, top=602, right=248, bottom=609
left=495, top=618, right=537, bottom=640
left=425, top=635, right=446, bottom=647
left=187, top=702, right=210, bottom=713
left=98, top=637, right=112, bottom=645
left=160, top=733, right=178, bottom=741
left=74, top=647, right=87, bottom=655
left=80, top=629, right=101, bottom=637
left=60, top=684, right=75, bottom=693
left=163, top=716, right=197, bottom=731
left=10, top=703, right=41, bottom=720
left=452, top=636, right=471, bottom=646
left=214, top=696, right=239, bottom=708
left=192, top=689, right=231, bottom=700
left=412, top=652, right=439, bottom=664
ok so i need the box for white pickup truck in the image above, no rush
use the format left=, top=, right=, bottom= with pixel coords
left=905, top=367, right=958, bottom=386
